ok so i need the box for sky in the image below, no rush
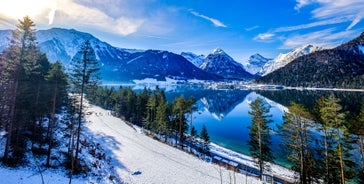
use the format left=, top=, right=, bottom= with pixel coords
left=0, top=0, right=363, bottom=63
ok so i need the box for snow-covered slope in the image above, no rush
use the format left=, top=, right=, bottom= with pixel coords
left=85, top=103, right=264, bottom=184
left=260, top=45, right=322, bottom=76
left=243, top=54, right=271, bottom=75
left=200, top=48, right=254, bottom=80
left=181, top=52, right=205, bottom=67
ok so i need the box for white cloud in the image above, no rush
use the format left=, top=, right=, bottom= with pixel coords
left=294, top=0, right=315, bottom=10
left=295, top=0, right=364, bottom=30
left=273, top=17, right=351, bottom=32
left=0, top=0, right=145, bottom=36
left=254, top=33, right=275, bottom=41
left=190, top=10, right=227, bottom=28
left=280, top=28, right=357, bottom=49
left=245, top=25, right=259, bottom=31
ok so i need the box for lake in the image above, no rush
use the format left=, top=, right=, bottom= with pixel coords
left=121, top=84, right=364, bottom=167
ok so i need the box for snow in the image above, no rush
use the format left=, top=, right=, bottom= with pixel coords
left=85, top=102, right=263, bottom=184
left=260, top=45, right=322, bottom=76
left=0, top=165, right=85, bottom=184
left=359, top=45, right=364, bottom=55
left=0, top=97, right=295, bottom=184
left=243, top=54, right=271, bottom=75
left=181, top=52, right=205, bottom=67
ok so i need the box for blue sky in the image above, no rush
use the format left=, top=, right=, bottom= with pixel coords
left=0, top=0, right=363, bottom=62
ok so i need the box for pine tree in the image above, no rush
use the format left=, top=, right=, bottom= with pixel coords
left=172, top=96, right=189, bottom=149
left=190, top=126, right=197, bottom=139
left=155, top=90, right=169, bottom=139
left=1, top=16, right=41, bottom=163
left=248, top=97, right=274, bottom=180
left=320, top=94, right=354, bottom=184
left=200, top=124, right=210, bottom=155
left=45, top=61, right=68, bottom=167
left=280, top=102, right=317, bottom=184
left=69, top=40, right=100, bottom=161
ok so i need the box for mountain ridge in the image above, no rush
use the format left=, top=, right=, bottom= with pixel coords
left=257, top=32, right=364, bottom=89
left=201, top=48, right=254, bottom=80
left=0, top=28, right=222, bottom=82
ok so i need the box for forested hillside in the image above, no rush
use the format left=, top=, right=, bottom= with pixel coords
left=257, top=32, right=364, bottom=88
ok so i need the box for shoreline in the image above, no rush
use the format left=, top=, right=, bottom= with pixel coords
left=85, top=102, right=296, bottom=183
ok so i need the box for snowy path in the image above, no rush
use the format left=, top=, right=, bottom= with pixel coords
left=85, top=104, right=261, bottom=184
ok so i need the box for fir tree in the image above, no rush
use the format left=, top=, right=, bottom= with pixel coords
left=280, top=102, right=317, bottom=184
left=69, top=40, right=100, bottom=161
left=45, top=61, right=68, bottom=167
left=320, top=94, right=355, bottom=184
left=172, top=96, right=189, bottom=149
left=248, top=97, right=274, bottom=180
left=200, top=124, right=210, bottom=155
left=1, top=16, right=43, bottom=163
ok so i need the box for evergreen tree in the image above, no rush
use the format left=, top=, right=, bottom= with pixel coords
left=69, top=40, right=100, bottom=161
left=320, top=94, right=354, bottom=184
left=200, top=124, right=210, bottom=155
left=45, top=61, right=68, bottom=167
left=190, top=126, right=197, bottom=139
left=155, top=90, right=169, bottom=139
left=280, top=102, right=317, bottom=184
left=248, top=97, right=274, bottom=180
left=1, top=16, right=43, bottom=163
left=172, top=96, right=189, bottom=149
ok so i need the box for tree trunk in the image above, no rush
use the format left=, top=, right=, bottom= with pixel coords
left=323, top=128, right=330, bottom=182
left=337, top=127, right=345, bottom=184
left=360, top=135, right=364, bottom=169
left=4, top=80, right=18, bottom=162
left=46, top=82, right=57, bottom=167
left=258, top=120, right=263, bottom=180
left=75, top=60, right=87, bottom=161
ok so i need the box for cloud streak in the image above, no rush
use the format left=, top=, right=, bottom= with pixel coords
left=190, top=10, right=227, bottom=28
left=280, top=28, right=358, bottom=49
left=298, top=0, right=364, bottom=30
left=253, top=33, right=275, bottom=41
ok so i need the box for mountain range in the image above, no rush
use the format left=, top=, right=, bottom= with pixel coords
left=243, top=45, right=322, bottom=76
left=257, top=32, right=364, bottom=88
left=0, top=28, right=258, bottom=82
left=0, top=28, right=223, bottom=82
left=1, top=27, right=364, bottom=87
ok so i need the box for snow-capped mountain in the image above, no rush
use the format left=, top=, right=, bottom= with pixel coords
left=181, top=52, right=205, bottom=67
left=0, top=28, right=220, bottom=82
left=258, top=32, right=364, bottom=88
left=260, top=45, right=322, bottom=76
left=243, top=53, right=271, bottom=75
left=116, top=50, right=221, bottom=81
left=200, top=48, right=254, bottom=80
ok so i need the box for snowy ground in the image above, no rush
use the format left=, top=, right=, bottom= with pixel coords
left=0, top=100, right=295, bottom=184
left=84, top=103, right=262, bottom=184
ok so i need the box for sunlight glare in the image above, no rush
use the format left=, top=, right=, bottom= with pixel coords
left=0, top=0, right=56, bottom=24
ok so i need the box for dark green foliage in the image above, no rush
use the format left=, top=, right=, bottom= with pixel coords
left=280, top=102, right=318, bottom=184
left=190, top=126, right=197, bottom=138
left=257, top=32, right=364, bottom=89
left=69, top=39, right=100, bottom=161
left=0, top=17, right=69, bottom=167
left=172, top=96, right=190, bottom=149
left=200, top=124, right=210, bottom=155
left=248, top=97, right=274, bottom=179
left=318, top=94, right=356, bottom=183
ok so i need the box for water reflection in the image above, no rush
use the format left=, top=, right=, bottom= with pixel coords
left=163, top=87, right=364, bottom=166
left=121, top=84, right=364, bottom=166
